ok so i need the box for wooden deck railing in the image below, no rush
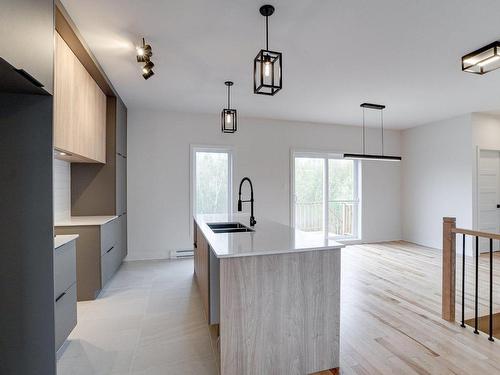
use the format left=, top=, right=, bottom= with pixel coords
left=442, top=217, right=500, bottom=341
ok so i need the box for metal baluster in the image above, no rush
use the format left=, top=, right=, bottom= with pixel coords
left=489, top=238, right=494, bottom=342
left=474, top=236, right=479, bottom=334
left=461, top=234, right=466, bottom=328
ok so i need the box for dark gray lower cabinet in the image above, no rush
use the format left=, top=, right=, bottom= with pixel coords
left=56, top=218, right=126, bottom=301
left=120, top=213, right=128, bottom=259
left=54, top=239, right=77, bottom=351
left=55, top=284, right=77, bottom=351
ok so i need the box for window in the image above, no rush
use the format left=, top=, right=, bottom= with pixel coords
left=191, top=147, right=233, bottom=216
left=292, top=152, right=360, bottom=239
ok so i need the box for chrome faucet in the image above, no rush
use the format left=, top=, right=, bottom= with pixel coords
left=237, top=177, right=256, bottom=227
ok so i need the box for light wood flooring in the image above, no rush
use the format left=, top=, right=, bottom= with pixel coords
left=57, top=241, right=500, bottom=374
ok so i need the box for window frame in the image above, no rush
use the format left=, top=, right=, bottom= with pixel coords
left=190, top=145, right=234, bottom=226
left=290, top=150, right=361, bottom=240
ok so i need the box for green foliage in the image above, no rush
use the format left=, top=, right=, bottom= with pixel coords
left=196, top=152, right=228, bottom=214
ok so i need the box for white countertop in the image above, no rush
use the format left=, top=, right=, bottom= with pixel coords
left=55, top=215, right=118, bottom=227
left=194, top=213, right=344, bottom=259
left=54, top=234, right=79, bottom=249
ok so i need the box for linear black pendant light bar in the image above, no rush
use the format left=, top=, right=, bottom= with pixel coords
left=221, top=81, right=237, bottom=133
left=254, top=5, right=282, bottom=95
left=343, top=103, right=402, bottom=161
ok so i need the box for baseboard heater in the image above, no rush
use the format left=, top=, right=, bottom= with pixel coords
left=174, top=249, right=194, bottom=259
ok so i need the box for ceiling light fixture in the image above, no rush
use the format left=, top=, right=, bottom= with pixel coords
left=343, top=103, right=402, bottom=162
left=142, top=61, right=155, bottom=79
left=136, top=38, right=152, bottom=63
left=221, top=81, right=237, bottom=133
left=136, top=38, right=155, bottom=79
left=462, top=41, right=500, bottom=74
left=254, top=5, right=282, bottom=96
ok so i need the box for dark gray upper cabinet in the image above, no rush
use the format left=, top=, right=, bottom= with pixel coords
left=116, top=98, right=127, bottom=156
left=116, top=154, right=127, bottom=216
left=0, top=0, right=54, bottom=95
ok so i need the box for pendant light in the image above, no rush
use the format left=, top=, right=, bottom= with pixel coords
left=254, top=5, right=282, bottom=96
left=462, top=41, right=500, bottom=74
left=343, top=103, right=402, bottom=161
left=221, top=81, right=237, bottom=133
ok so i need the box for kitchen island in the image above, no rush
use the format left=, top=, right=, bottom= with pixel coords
left=193, top=214, right=344, bottom=375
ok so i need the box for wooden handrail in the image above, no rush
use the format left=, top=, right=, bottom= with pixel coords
left=452, top=228, right=500, bottom=241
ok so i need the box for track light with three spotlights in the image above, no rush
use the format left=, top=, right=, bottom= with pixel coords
left=136, top=38, right=155, bottom=79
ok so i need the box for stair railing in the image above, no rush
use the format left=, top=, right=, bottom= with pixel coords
left=442, top=217, right=500, bottom=341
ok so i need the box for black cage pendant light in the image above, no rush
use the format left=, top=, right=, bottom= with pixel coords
left=343, top=103, right=402, bottom=161
left=254, top=5, right=282, bottom=96
left=221, top=81, right=237, bottom=133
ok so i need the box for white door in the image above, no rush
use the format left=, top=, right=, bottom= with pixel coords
left=478, top=150, right=500, bottom=252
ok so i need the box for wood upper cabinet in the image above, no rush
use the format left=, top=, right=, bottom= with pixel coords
left=54, top=32, right=106, bottom=163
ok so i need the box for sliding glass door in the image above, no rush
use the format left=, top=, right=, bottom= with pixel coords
left=293, top=153, right=360, bottom=239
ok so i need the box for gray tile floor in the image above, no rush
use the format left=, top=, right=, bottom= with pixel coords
left=57, top=259, right=218, bottom=375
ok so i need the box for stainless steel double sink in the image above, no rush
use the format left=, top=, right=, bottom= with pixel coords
left=207, top=222, right=254, bottom=234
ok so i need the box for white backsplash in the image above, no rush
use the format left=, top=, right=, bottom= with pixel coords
left=54, top=159, right=71, bottom=222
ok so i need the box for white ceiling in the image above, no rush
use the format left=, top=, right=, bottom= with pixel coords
left=61, top=0, right=500, bottom=129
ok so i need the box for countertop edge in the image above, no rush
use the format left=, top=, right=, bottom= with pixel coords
left=54, top=215, right=119, bottom=227
left=214, top=245, right=343, bottom=259
left=54, top=234, right=79, bottom=249
left=194, top=214, right=345, bottom=259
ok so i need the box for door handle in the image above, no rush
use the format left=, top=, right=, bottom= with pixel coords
left=497, top=204, right=500, bottom=208
left=55, top=292, right=66, bottom=302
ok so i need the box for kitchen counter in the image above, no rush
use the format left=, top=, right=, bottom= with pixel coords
left=54, top=234, right=79, bottom=249
left=55, top=215, right=118, bottom=227
left=193, top=213, right=342, bottom=374
left=194, top=213, right=344, bottom=258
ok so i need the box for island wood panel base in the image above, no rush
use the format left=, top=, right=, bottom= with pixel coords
left=220, top=250, right=341, bottom=375
left=193, top=222, right=210, bottom=321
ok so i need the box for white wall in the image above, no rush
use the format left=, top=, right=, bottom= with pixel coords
left=53, top=159, right=71, bottom=222
left=128, top=110, right=402, bottom=260
left=401, top=114, right=474, bottom=252
left=471, top=113, right=500, bottom=232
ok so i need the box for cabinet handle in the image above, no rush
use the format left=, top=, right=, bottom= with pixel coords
left=193, top=242, right=197, bottom=249
left=55, top=292, right=66, bottom=302
left=14, top=68, right=44, bottom=88
left=106, top=246, right=114, bottom=254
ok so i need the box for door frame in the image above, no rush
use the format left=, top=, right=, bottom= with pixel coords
left=475, top=146, right=500, bottom=252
